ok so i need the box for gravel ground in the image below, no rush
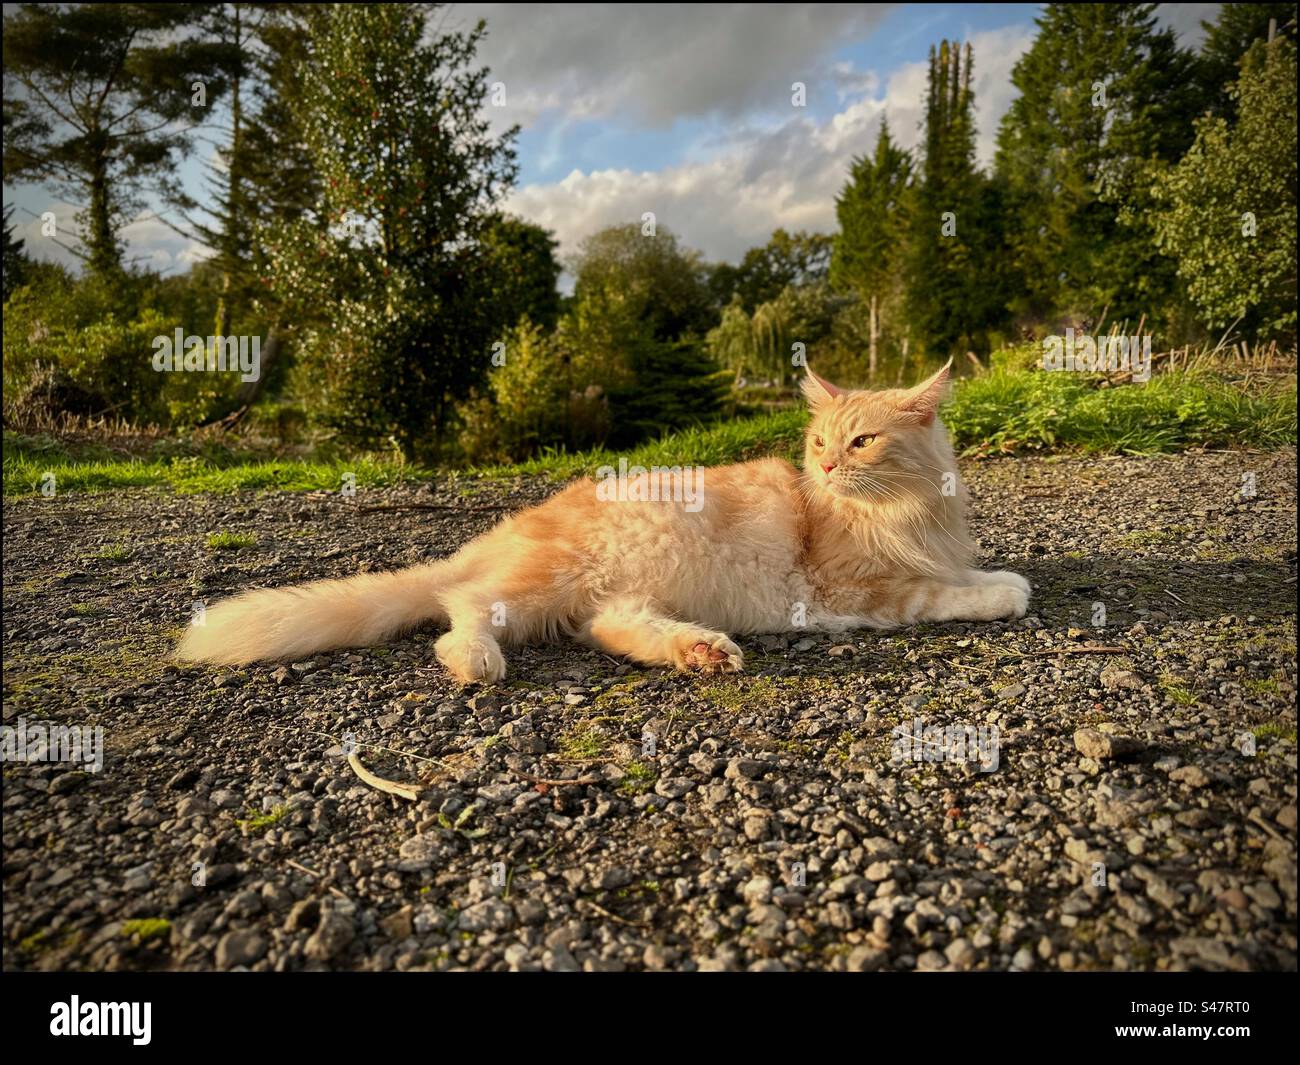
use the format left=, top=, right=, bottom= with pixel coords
left=3, top=450, right=1296, bottom=972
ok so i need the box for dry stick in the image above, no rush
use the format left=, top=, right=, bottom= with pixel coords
left=1164, top=588, right=1188, bottom=605
left=356, top=503, right=510, bottom=514
left=347, top=752, right=423, bottom=801
left=1000, top=646, right=1128, bottom=662
left=578, top=897, right=650, bottom=928
left=514, top=769, right=604, bottom=787
left=285, top=860, right=350, bottom=901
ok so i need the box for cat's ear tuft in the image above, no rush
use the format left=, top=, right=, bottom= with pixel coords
left=896, top=359, right=952, bottom=425
left=800, top=368, right=843, bottom=408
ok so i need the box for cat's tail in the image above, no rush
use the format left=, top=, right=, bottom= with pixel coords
left=176, top=560, right=457, bottom=666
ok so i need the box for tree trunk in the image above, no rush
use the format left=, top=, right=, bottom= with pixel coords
left=87, top=147, right=117, bottom=275
left=868, top=293, right=879, bottom=382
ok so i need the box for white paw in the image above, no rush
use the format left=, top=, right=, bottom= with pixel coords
left=975, top=569, right=1031, bottom=596
left=984, top=583, right=1029, bottom=620
left=435, top=631, right=506, bottom=684
left=672, top=632, right=744, bottom=673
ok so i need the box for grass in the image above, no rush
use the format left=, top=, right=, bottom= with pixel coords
left=120, top=918, right=171, bottom=943
left=206, top=530, right=257, bottom=551
left=4, top=355, right=1294, bottom=497
left=235, top=804, right=288, bottom=833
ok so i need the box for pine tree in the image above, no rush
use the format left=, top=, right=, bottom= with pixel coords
left=3, top=204, right=30, bottom=301
left=994, top=4, right=1199, bottom=329
left=903, top=40, right=1002, bottom=357
left=2, top=3, right=229, bottom=276
left=830, top=117, right=912, bottom=378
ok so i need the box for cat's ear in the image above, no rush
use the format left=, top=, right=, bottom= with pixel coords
left=896, top=359, right=952, bottom=425
left=800, top=367, right=843, bottom=408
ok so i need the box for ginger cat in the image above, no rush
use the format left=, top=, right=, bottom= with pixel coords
left=178, top=363, right=1030, bottom=682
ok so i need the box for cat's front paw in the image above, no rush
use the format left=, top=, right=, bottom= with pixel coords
left=987, top=570, right=1031, bottom=597
left=671, top=632, right=744, bottom=673
left=985, top=583, right=1029, bottom=620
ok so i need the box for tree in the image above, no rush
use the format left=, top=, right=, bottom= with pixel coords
left=571, top=223, right=713, bottom=341
left=1198, top=3, right=1297, bottom=116
left=3, top=205, right=29, bottom=301
left=2, top=3, right=229, bottom=276
left=710, top=228, right=832, bottom=314
left=1150, top=35, right=1297, bottom=339
left=481, top=213, right=563, bottom=331
left=904, top=40, right=1004, bottom=356
left=830, top=117, right=912, bottom=377
left=265, top=3, right=517, bottom=458
left=994, top=4, right=1199, bottom=328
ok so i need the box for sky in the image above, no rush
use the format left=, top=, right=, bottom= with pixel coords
left=3, top=2, right=1220, bottom=277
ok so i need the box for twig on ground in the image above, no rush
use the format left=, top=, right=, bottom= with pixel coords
left=347, top=752, right=423, bottom=801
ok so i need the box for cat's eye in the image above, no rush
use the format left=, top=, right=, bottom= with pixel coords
left=851, top=434, right=877, bottom=448
left=812, top=435, right=825, bottom=448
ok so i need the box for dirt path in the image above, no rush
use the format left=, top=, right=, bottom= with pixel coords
left=3, top=451, right=1296, bottom=971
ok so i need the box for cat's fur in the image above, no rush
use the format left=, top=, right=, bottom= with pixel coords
left=177, top=363, right=1030, bottom=682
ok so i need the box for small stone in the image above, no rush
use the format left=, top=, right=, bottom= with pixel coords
left=1169, top=765, right=1211, bottom=789
left=215, top=930, right=266, bottom=969
left=1073, top=728, right=1141, bottom=760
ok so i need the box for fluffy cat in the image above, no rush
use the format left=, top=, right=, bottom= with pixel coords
left=178, top=363, right=1030, bottom=682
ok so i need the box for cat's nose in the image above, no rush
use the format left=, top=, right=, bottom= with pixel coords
left=821, top=463, right=836, bottom=474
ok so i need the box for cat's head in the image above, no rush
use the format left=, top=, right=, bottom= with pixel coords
left=801, top=362, right=953, bottom=502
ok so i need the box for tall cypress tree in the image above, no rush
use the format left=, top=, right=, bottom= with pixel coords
left=830, top=117, right=912, bottom=378
left=903, top=40, right=1000, bottom=357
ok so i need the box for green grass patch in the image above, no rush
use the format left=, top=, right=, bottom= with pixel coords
left=121, top=918, right=171, bottom=943
left=4, top=431, right=428, bottom=498
left=96, top=544, right=131, bottom=562
left=1253, top=722, right=1298, bottom=742
left=618, top=759, right=656, bottom=796
left=206, top=531, right=258, bottom=551
left=235, top=804, right=288, bottom=833
left=5, top=355, right=1294, bottom=497
left=945, top=363, right=1296, bottom=455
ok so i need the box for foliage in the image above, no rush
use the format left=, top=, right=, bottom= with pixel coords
left=1148, top=35, right=1298, bottom=340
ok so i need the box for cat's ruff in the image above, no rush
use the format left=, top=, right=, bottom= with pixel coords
left=177, top=362, right=1030, bottom=683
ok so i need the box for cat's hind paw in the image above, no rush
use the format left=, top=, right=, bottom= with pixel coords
left=435, top=630, right=506, bottom=685
left=672, top=632, right=744, bottom=674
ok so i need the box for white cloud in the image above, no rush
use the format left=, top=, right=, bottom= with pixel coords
left=453, top=3, right=897, bottom=128
left=505, top=23, right=1037, bottom=265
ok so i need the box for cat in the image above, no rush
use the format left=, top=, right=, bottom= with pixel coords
left=177, top=362, right=1030, bottom=683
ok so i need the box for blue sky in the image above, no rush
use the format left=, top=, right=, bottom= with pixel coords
left=4, top=3, right=1218, bottom=276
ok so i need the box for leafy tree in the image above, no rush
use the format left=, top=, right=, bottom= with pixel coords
left=1198, top=3, right=1297, bottom=116
left=709, top=228, right=832, bottom=313
left=481, top=214, right=563, bottom=331
left=830, top=117, right=912, bottom=377
left=1150, top=35, right=1297, bottom=339
left=2, top=3, right=229, bottom=276
left=571, top=223, right=713, bottom=341
left=265, top=3, right=517, bottom=458
left=994, top=4, right=1199, bottom=328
